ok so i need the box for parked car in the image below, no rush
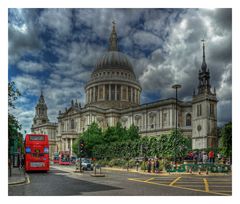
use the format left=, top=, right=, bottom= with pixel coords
left=75, top=158, right=93, bottom=171
left=70, top=156, right=77, bottom=164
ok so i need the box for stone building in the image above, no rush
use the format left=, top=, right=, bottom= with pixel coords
left=31, top=23, right=218, bottom=158
left=31, top=91, right=57, bottom=157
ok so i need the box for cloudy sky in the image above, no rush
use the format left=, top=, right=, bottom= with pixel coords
left=8, top=8, right=232, bottom=133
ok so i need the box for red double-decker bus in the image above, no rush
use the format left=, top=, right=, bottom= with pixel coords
left=59, top=151, right=70, bottom=165
left=25, top=134, right=49, bottom=172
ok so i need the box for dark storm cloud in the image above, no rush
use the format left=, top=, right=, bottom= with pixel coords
left=214, top=8, right=232, bottom=30
left=8, top=9, right=43, bottom=63
left=8, top=24, right=42, bottom=63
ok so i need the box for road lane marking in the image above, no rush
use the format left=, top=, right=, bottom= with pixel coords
left=128, top=178, right=230, bottom=196
left=169, top=177, right=181, bottom=186
left=203, top=178, right=209, bottom=192
left=144, top=177, right=155, bottom=182
left=26, top=174, right=30, bottom=184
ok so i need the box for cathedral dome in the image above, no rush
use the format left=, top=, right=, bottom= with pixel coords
left=95, top=51, right=134, bottom=73
left=85, top=22, right=141, bottom=109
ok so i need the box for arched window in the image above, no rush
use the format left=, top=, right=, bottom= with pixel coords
left=186, top=113, right=191, bottom=126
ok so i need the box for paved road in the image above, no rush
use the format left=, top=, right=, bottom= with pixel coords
left=8, top=166, right=231, bottom=196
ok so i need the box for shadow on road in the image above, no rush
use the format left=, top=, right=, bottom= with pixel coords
left=9, top=168, right=122, bottom=196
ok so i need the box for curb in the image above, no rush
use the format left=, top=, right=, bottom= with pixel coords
left=102, top=167, right=231, bottom=177
left=8, top=174, right=29, bottom=186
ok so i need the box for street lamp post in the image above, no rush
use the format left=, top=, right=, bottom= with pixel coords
left=172, top=84, right=181, bottom=165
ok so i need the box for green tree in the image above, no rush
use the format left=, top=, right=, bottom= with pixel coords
left=8, top=82, right=22, bottom=153
left=165, top=130, right=191, bottom=161
left=220, top=122, right=232, bottom=159
left=73, top=122, right=103, bottom=158
left=103, top=122, right=127, bottom=143
left=126, top=124, right=140, bottom=141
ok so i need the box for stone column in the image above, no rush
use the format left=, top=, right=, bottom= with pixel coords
left=70, top=138, right=73, bottom=156
left=115, top=84, right=117, bottom=100
left=90, top=88, right=92, bottom=103
left=139, top=90, right=141, bottom=104
left=65, top=139, right=68, bottom=151
left=120, top=85, right=123, bottom=101
left=131, top=87, right=133, bottom=103
left=93, top=87, right=96, bottom=102
left=109, top=84, right=111, bottom=100
left=97, top=86, right=99, bottom=101
left=103, top=84, right=105, bottom=100
left=126, top=86, right=129, bottom=101
left=134, top=89, right=136, bottom=103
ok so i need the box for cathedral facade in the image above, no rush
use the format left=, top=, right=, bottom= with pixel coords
left=31, top=23, right=218, bottom=159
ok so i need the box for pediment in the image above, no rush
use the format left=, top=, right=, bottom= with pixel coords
left=63, top=107, right=79, bottom=116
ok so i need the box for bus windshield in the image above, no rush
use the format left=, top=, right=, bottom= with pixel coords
left=29, top=135, right=45, bottom=141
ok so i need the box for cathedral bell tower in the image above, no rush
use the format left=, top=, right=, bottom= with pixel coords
left=192, top=40, right=218, bottom=149
left=33, top=90, right=49, bottom=126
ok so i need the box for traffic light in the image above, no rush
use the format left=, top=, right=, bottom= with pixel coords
left=79, top=140, right=85, bottom=153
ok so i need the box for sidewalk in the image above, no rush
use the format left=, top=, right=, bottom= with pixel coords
left=8, top=167, right=27, bottom=185
left=51, top=164, right=231, bottom=177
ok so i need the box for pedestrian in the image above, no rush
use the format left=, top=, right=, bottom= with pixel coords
left=198, top=151, right=203, bottom=163
left=152, top=159, right=156, bottom=173
left=155, top=159, right=160, bottom=173
left=147, top=159, right=151, bottom=173
left=21, top=155, right=25, bottom=169
left=188, top=151, right=193, bottom=160
left=203, top=152, right=208, bottom=164
left=193, top=151, right=198, bottom=164
left=136, top=159, right=139, bottom=171
left=217, top=152, right=222, bottom=162
left=208, top=150, right=214, bottom=164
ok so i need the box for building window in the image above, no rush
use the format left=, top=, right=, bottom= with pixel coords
left=95, top=86, right=98, bottom=101
left=128, top=86, right=131, bottom=102
left=210, top=104, right=214, bottom=116
left=71, top=119, right=74, bottom=130
left=111, top=84, right=115, bottom=100
left=105, top=84, right=110, bottom=100
left=117, top=85, right=121, bottom=100
left=99, top=85, right=104, bottom=100
left=105, top=84, right=109, bottom=100
left=163, top=113, right=167, bottom=126
left=186, top=113, right=191, bottom=126
left=197, top=104, right=202, bottom=116
left=61, top=123, right=64, bottom=132
left=91, top=88, right=93, bottom=103
left=122, top=86, right=127, bottom=100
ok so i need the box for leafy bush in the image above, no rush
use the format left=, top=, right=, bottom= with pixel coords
left=96, top=159, right=109, bottom=167
left=140, top=161, right=147, bottom=171
left=108, top=158, right=126, bottom=167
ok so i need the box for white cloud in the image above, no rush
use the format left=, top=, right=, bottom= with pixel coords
left=132, top=31, right=163, bottom=49
left=17, top=61, right=46, bottom=73
left=12, top=74, right=42, bottom=96
left=39, top=9, right=73, bottom=39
